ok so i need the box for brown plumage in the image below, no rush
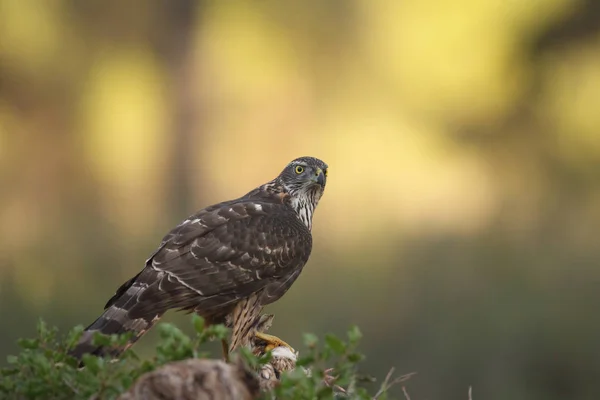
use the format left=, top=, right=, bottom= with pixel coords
left=71, top=157, right=328, bottom=360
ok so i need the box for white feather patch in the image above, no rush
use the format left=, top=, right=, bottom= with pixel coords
left=271, top=346, right=298, bottom=361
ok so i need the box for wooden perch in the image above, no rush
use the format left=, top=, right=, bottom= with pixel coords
left=118, top=314, right=303, bottom=399
left=118, top=357, right=260, bottom=400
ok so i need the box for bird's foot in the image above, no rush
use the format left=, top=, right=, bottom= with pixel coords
left=253, top=332, right=296, bottom=354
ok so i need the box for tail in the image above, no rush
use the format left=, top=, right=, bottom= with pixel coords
left=69, top=272, right=164, bottom=361
left=69, top=308, right=164, bottom=361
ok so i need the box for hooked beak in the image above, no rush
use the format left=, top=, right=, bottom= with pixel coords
left=312, top=167, right=326, bottom=187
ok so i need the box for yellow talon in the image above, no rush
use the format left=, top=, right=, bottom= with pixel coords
left=254, top=332, right=295, bottom=353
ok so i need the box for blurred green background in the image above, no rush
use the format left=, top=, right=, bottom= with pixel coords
left=1, top=0, right=600, bottom=398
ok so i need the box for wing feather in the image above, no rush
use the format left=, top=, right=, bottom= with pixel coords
left=119, top=198, right=311, bottom=320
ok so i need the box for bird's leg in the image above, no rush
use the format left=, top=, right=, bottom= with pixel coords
left=221, top=339, right=230, bottom=363
left=254, top=332, right=296, bottom=354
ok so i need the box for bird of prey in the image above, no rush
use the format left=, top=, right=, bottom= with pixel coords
left=70, top=156, right=328, bottom=361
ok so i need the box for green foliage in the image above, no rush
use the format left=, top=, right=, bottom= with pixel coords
left=270, top=325, right=373, bottom=400
left=0, top=318, right=407, bottom=399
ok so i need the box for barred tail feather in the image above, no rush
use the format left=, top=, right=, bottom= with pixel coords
left=69, top=306, right=163, bottom=360
left=69, top=274, right=164, bottom=361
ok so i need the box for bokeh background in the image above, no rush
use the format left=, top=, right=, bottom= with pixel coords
left=2, top=1, right=600, bottom=398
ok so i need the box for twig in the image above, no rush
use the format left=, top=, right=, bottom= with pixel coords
left=322, top=368, right=347, bottom=394
left=402, top=386, right=411, bottom=400
left=61, top=376, right=80, bottom=396
left=468, top=385, right=473, bottom=400
left=373, top=367, right=417, bottom=399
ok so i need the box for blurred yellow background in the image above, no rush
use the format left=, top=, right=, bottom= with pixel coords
left=1, top=0, right=600, bottom=398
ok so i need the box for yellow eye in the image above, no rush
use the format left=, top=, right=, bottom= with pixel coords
left=295, top=165, right=304, bottom=174
left=323, top=169, right=328, bottom=177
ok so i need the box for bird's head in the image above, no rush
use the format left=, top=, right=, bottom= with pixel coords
left=278, top=156, right=328, bottom=196
left=272, top=156, right=328, bottom=230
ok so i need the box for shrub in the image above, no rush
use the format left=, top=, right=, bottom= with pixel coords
left=0, top=318, right=411, bottom=399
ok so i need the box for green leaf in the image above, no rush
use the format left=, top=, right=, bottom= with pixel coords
left=140, top=360, right=156, bottom=373
left=207, top=324, right=229, bottom=340
left=192, top=315, right=205, bottom=333
left=355, top=373, right=377, bottom=383
left=316, top=385, right=335, bottom=399
left=347, top=351, right=365, bottom=363
left=158, top=323, right=180, bottom=338
left=91, top=332, right=111, bottom=347
left=6, top=355, right=18, bottom=364
left=0, top=367, right=19, bottom=376
left=120, top=374, right=134, bottom=390
left=119, top=348, right=139, bottom=362
left=0, top=377, right=16, bottom=391
left=81, top=354, right=102, bottom=374
left=17, top=338, right=39, bottom=349
left=295, top=355, right=315, bottom=367
left=64, top=325, right=84, bottom=350
left=347, top=325, right=363, bottom=345
left=112, top=331, right=133, bottom=347
left=236, top=347, right=264, bottom=370
left=303, top=333, right=318, bottom=348
left=324, top=334, right=346, bottom=355
left=36, top=319, right=48, bottom=337
left=32, top=353, right=51, bottom=374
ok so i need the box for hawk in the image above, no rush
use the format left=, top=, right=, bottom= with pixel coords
left=71, top=156, right=328, bottom=361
